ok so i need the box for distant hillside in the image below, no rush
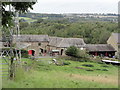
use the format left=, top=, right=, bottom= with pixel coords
left=19, top=13, right=118, bottom=23
left=19, top=12, right=119, bottom=44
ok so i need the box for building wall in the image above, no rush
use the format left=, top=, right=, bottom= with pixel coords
left=27, top=42, right=39, bottom=56
left=107, top=35, right=118, bottom=56
left=47, top=46, right=86, bottom=56
left=47, top=45, right=67, bottom=56
left=21, top=41, right=49, bottom=56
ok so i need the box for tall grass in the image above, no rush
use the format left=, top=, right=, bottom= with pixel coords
left=2, top=58, right=118, bottom=88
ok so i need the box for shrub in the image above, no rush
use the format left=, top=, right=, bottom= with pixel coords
left=65, top=46, right=90, bottom=60
left=65, top=46, right=79, bottom=57
left=78, top=50, right=90, bottom=59
left=21, top=49, right=29, bottom=58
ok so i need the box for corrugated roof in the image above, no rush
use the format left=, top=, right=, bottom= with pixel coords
left=49, top=37, right=85, bottom=48
left=13, top=35, right=49, bottom=42
left=85, top=44, right=116, bottom=52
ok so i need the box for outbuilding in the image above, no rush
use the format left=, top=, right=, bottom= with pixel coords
left=85, top=44, right=116, bottom=58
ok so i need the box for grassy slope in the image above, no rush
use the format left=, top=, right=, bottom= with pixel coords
left=2, top=58, right=119, bottom=88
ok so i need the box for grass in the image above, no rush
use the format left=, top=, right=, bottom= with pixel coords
left=2, top=58, right=119, bottom=88
left=19, top=17, right=37, bottom=23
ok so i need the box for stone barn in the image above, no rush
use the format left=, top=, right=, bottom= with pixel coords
left=47, top=37, right=86, bottom=56
left=13, top=35, right=49, bottom=56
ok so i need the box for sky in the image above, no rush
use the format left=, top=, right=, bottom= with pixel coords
left=30, top=0, right=120, bottom=14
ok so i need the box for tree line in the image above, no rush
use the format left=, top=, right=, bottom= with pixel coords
left=20, top=18, right=119, bottom=44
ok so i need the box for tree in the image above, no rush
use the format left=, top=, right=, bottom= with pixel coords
left=2, top=2, right=36, bottom=27
left=19, top=22, right=29, bottom=30
left=1, top=1, right=37, bottom=79
left=65, top=46, right=79, bottom=57
left=36, top=18, right=44, bottom=23
left=65, top=46, right=90, bottom=60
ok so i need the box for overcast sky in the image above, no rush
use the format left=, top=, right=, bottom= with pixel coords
left=30, top=0, right=119, bottom=14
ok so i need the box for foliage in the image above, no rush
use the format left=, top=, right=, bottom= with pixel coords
left=65, top=46, right=90, bottom=61
left=65, top=46, right=79, bottom=57
left=21, top=49, right=29, bottom=58
left=20, top=20, right=119, bottom=44
left=2, top=2, right=36, bottom=27
left=36, top=18, right=44, bottom=23
left=19, top=22, right=29, bottom=30
left=77, top=49, right=90, bottom=60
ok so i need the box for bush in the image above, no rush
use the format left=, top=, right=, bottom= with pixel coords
left=78, top=50, right=90, bottom=59
left=65, top=46, right=90, bottom=60
left=65, top=46, right=79, bottom=57
left=21, top=49, right=29, bottom=58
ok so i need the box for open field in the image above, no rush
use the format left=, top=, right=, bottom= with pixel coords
left=2, top=58, right=119, bottom=88
left=19, top=17, right=37, bottom=23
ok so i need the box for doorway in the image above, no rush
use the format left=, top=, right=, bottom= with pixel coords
left=28, top=50, right=35, bottom=56
left=61, top=49, right=64, bottom=55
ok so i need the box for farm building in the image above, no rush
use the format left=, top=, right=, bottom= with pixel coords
left=85, top=44, right=116, bottom=58
left=47, top=37, right=86, bottom=56
left=13, top=35, right=49, bottom=56
left=107, top=33, right=120, bottom=56
left=11, top=34, right=118, bottom=57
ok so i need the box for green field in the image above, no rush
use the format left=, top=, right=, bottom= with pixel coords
left=19, top=17, right=37, bottom=23
left=2, top=58, right=119, bottom=88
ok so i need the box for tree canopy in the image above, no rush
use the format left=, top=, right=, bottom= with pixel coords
left=1, top=2, right=36, bottom=27
left=20, top=18, right=119, bottom=44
